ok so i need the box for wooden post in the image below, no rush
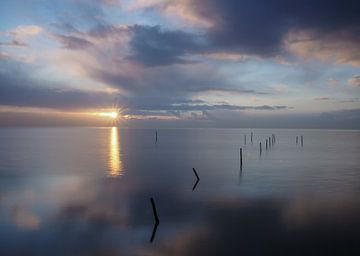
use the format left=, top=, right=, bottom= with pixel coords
left=192, top=168, right=200, bottom=191
left=301, top=135, right=303, bottom=146
left=296, top=136, right=298, bottom=144
left=269, top=137, right=271, bottom=148
left=155, top=131, right=158, bottom=143
left=244, top=135, right=246, bottom=145
left=240, top=148, right=243, bottom=166
left=260, top=142, right=262, bottom=154
left=150, top=197, right=159, bottom=242
left=192, top=168, right=200, bottom=181
left=266, top=140, right=268, bottom=150
left=150, top=198, right=159, bottom=223
left=251, top=132, right=253, bottom=144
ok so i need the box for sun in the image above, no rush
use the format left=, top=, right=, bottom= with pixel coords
left=109, top=112, right=118, bottom=119
left=98, top=111, right=119, bottom=119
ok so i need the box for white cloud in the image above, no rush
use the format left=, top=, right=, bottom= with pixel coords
left=10, top=25, right=43, bottom=38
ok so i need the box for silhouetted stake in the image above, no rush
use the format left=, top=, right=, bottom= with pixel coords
left=296, top=136, right=298, bottom=144
left=260, top=142, right=262, bottom=154
left=192, top=168, right=200, bottom=191
left=240, top=148, right=243, bottom=167
left=192, top=179, right=199, bottom=191
left=301, top=135, right=303, bottom=146
left=150, top=197, right=159, bottom=243
left=192, top=167, right=200, bottom=181
left=266, top=140, right=268, bottom=150
left=251, top=132, right=253, bottom=144
left=155, top=131, right=158, bottom=143
left=269, top=137, right=271, bottom=148
left=244, top=135, right=246, bottom=145
left=239, top=165, right=243, bottom=185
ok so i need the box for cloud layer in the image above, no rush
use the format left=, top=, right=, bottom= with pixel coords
left=0, top=0, right=359, bottom=127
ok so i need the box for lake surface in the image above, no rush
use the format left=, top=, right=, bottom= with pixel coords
left=0, top=128, right=359, bottom=255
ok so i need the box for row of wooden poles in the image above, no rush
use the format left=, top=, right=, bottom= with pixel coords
left=240, top=133, right=277, bottom=168
left=151, top=130, right=304, bottom=242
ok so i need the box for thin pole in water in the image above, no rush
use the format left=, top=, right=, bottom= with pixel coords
left=260, top=142, right=262, bottom=154
left=301, top=135, right=303, bottom=146
left=192, top=168, right=200, bottom=181
left=192, top=168, right=200, bottom=191
left=150, top=198, right=159, bottom=223
left=251, top=132, right=253, bottom=144
left=240, top=148, right=243, bottom=166
left=244, top=135, right=246, bottom=145
left=266, top=140, right=268, bottom=150
left=155, top=131, right=158, bottom=143
left=150, top=197, right=159, bottom=243
left=296, top=136, right=298, bottom=144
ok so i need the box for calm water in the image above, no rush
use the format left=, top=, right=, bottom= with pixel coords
left=0, top=128, right=359, bottom=255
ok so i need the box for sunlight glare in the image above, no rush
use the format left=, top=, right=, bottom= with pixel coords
left=108, top=127, right=122, bottom=177
left=99, top=111, right=118, bottom=119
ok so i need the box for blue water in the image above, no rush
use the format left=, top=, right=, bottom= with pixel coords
left=0, top=128, right=359, bottom=255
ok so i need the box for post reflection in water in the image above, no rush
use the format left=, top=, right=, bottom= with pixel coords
left=108, top=127, right=122, bottom=177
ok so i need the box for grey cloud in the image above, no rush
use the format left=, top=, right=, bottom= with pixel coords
left=0, top=72, right=111, bottom=109
left=129, top=103, right=290, bottom=112
left=51, top=0, right=360, bottom=66
left=173, top=0, right=360, bottom=57
left=188, top=87, right=269, bottom=95
left=120, top=0, right=356, bottom=66
left=0, top=40, right=28, bottom=47
left=52, top=34, right=94, bottom=50
left=313, top=97, right=330, bottom=101
left=127, top=25, right=204, bottom=66
left=90, top=63, right=267, bottom=97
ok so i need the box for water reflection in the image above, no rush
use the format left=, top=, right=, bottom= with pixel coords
left=108, top=127, right=122, bottom=177
left=0, top=128, right=360, bottom=255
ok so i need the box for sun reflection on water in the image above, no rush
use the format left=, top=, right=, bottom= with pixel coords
left=108, top=127, right=122, bottom=177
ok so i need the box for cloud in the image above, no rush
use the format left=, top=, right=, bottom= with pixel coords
left=0, top=39, right=28, bottom=47
left=127, top=25, right=204, bottom=66
left=99, top=0, right=121, bottom=6
left=348, top=75, right=360, bottom=87
left=327, top=78, right=340, bottom=87
left=11, top=206, right=40, bottom=229
left=284, top=29, right=360, bottom=66
left=0, top=71, right=112, bottom=110
left=143, top=0, right=360, bottom=65
left=52, top=34, right=94, bottom=50
left=10, top=25, right=43, bottom=38
left=0, top=52, right=10, bottom=60
left=313, top=97, right=330, bottom=101
left=127, top=103, right=291, bottom=113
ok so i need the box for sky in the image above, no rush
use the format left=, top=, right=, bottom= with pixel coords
left=0, top=0, right=359, bottom=128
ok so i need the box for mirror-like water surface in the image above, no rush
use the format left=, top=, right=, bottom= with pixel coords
left=0, top=128, right=359, bottom=255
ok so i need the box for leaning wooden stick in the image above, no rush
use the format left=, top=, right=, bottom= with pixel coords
left=150, top=197, right=159, bottom=243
